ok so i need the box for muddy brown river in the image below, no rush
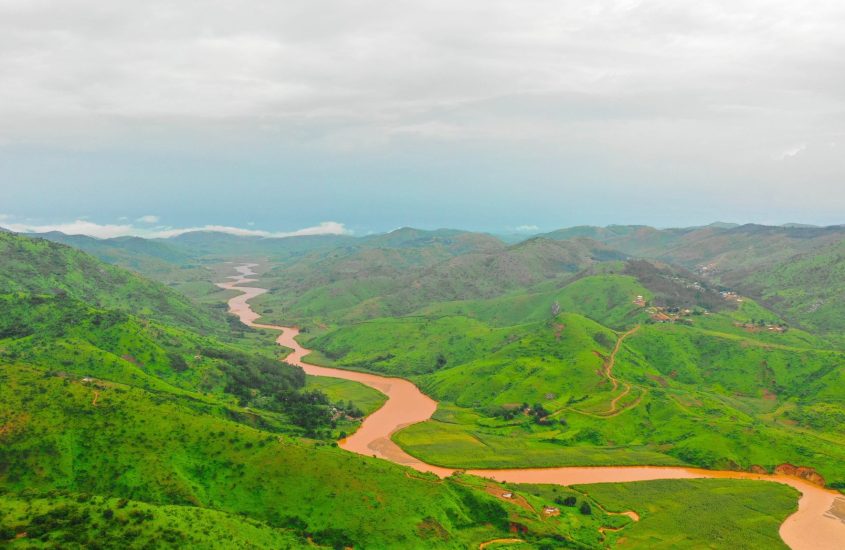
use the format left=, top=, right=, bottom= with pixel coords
left=218, top=264, right=845, bottom=550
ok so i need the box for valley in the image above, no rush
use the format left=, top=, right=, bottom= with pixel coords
left=220, top=262, right=845, bottom=550
left=3, top=224, right=844, bottom=548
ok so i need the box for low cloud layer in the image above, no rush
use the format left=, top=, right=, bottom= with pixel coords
left=0, top=218, right=350, bottom=240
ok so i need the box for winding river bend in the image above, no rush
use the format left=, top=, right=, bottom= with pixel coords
left=218, top=264, right=845, bottom=550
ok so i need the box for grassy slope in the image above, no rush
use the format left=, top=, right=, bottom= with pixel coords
left=722, top=239, right=845, bottom=340
left=305, top=375, right=387, bottom=417
left=250, top=237, right=621, bottom=327
left=25, top=231, right=195, bottom=278
left=0, top=233, right=812, bottom=547
left=542, top=224, right=845, bottom=339
left=0, top=240, right=645, bottom=548
left=0, top=493, right=305, bottom=549
left=0, top=232, right=229, bottom=335
left=415, top=272, right=650, bottom=329
left=306, top=273, right=845, bottom=485
left=0, top=364, right=615, bottom=549
left=574, top=479, right=798, bottom=549
left=392, top=325, right=845, bottom=483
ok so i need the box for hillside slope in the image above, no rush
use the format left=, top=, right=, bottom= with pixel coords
left=717, top=239, right=845, bottom=338
left=252, top=236, right=624, bottom=325
left=0, top=232, right=230, bottom=335
left=306, top=270, right=845, bottom=485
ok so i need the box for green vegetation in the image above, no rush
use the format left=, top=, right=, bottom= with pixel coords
left=725, top=239, right=845, bottom=340
left=0, top=232, right=231, bottom=335
left=575, top=479, right=798, bottom=549
left=304, top=268, right=845, bottom=486
left=1, top=364, right=630, bottom=548
left=6, top=224, right=844, bottom=548
left=1, top=230, right=707, bottom=548
left=0, top=292, right=341, bottom=436
left=305, top=376, right=387, bottom=417
left=0, top=492, right=305, bottom=549
left=250, top=235, right=623, bottom=326
left=4, top=231, right=580, bottom=547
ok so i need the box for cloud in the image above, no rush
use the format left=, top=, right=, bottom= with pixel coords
left=514, top=225, right=540, bottom=233
left=3, top=220, right=137, bottom=239
left=1, top=1, right=844, bottom=227
left=136, top=214, right=160, bottom=223
left=775, top=144, right=807, bottom=160
left=1, top=218, right=350, bottom=239
left=151, top=221, right=351, bottom=239
left=1, top=1, right=843, bottom=142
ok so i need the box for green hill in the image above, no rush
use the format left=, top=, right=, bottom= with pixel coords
left=0, top=232, right=813, bottom=548
left=251, top=236, right=624, bottom=326
left=0, top=235, right=601, bottom=548
left=305, top=270, right=845, bottom=485
left=29, top=232, right=194, bottom=269
left=0, top=232, right=230, bottom=335
left=718, top=239, right=845, bottom=339
left=540, top=224, right=845, bottom=269
left=1, top=363, right=586, bottom=548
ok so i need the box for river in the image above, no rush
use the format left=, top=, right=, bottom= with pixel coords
left=217, top=263, right=845, bottom=550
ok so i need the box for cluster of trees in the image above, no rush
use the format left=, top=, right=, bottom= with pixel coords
left=201, top=347, right=339, bottom=435
left=490, top=402, right=551, bottom=423
left=553, top=495, right=592, bottom=515
left=335, top=400, right=365, bottom=419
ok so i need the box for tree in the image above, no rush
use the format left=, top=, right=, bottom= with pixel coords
left=580, top=501, right=592, bottom=515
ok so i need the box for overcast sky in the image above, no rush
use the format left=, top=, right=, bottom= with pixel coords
left=1, top=0, right=843, bottom=237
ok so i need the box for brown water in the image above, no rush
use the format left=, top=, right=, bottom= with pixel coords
left=218, top=264, right=845, bottom=550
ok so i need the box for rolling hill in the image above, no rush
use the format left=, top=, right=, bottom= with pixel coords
left=0, top=232, right=230, bottom=336
left=303, top=268, right=845, bottom=486
left=0, top=235, right=561, bottom=548
left=250, top=234, right=625, bottom=326
left=1, top=227, right=817, bottom=548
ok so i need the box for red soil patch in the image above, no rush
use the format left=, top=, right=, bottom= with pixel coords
left=508, top=522, right=529, bottom=535
left=774, top=464, right=826, bottom=486
left=121, top=354, right=142, bottom=366
left=484, top=485, right=535, bottom=514
left=0, top=413, right=30, bottom=439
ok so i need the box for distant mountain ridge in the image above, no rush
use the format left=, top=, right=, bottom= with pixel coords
left=13, top=222, right=845, bottom=338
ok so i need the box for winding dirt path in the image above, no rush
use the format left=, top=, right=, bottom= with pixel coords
left=478, top=538, right=524, bottom=549
left=218, top=264, right=845, bottom=550
left=602, top=326, right=640, bottom=414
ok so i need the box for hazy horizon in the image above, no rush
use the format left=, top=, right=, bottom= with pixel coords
left=1, top=214, right=841, bottom=240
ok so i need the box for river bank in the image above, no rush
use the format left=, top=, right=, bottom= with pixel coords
left=218, top=263, right=845, bottom=550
